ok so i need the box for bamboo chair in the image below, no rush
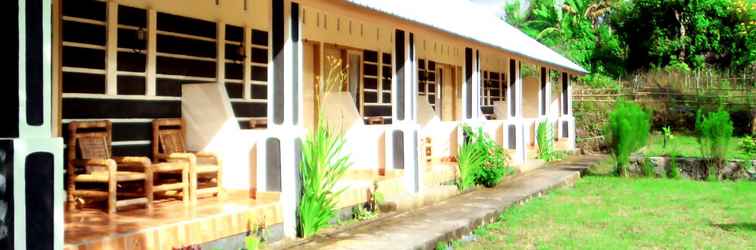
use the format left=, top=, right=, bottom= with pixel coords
left=66, top=120, right=154, bottom=213
left=153, top=119, right=223, bottom=203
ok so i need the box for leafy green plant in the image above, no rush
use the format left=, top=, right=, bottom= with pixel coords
left=667, top=153, right=681, bottom=179
left=642, top=157, right=656, bottom=177
left=456, top=125, right=513, bottom=190
left=463, top=126, right=513, bottom=188
left=536, top=121, right=557, bottom=161
left=352, top=205, right=377, bottom=221
left=298, top=57, right=351, bottom=238
left=242, top=221, right=266, bottom=250
left=738, top=135, right=756, bottom=156
left=662, top=126, right=674, bottom=148
left=696, top=109, right=734, bottom=180
left=604, top=99, right=651, bottom=177
left=457, top=135, right=486, bottom=191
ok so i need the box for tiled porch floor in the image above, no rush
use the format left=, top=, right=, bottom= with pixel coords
left=64, top=191, right=281, bottom=250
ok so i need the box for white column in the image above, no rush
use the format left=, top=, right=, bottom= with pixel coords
left=216, top=21, right=225, bottom=84
left=243, top=24, right=252, bottom=99
left=146, top=9, right=157, bottom=96
left=263, top=0, right=304, bottom=238
left=105, top=0, right=118, bottom=95
left=504, top=59, right=525, bottom=165
left=387, top=29, right=422, bottom=193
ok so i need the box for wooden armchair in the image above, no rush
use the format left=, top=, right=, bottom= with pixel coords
left=66, top=121, right=154, bottom=213
left=153, top=118, right=223, bottom=203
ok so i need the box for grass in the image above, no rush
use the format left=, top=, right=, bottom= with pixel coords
left=456, top=176, right=756, bottom=249
left=640, top=134, right=751, bottom=160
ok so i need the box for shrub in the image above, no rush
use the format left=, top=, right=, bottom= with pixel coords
left=739, top=135, right=756, bottom=156
left=696, top=109, right=734, bottom=180
left=457, top=125, right=512, bottom=190
left=604, top=99, right=651, bottom=176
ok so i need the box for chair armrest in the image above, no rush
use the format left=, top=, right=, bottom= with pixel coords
left=70, top=159, right=117, bottom=174
left=167, top=152, right=197, bottom=164
left=193, top=151, right=219, bottom=164
left=113, top=156, right=152, bottom=172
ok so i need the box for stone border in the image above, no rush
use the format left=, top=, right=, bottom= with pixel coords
left=628, top=156, right=756, bottom=180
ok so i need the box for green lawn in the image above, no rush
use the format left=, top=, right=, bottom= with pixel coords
left=454, top=176, right=756, bottom=250
left=640, top=134, right=751, bottom=160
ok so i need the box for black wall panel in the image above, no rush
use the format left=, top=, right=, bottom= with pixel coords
left=24, top=152, right=55, bottom=250
left=116, top=75, right=146, bottom=95
left=62, top=21, right=106, bottom=45
left=62, top=98, right=181, bottom=119
left=62, top=0, right=106, bottom=21
left=157, top=12, right=216, bottom=39
left=231, top=102, right=267, bottom=118
left=62, top=72, right=106, bottom=94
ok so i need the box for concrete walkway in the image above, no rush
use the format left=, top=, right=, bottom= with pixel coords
left=285, top=155, right=607, bottom=250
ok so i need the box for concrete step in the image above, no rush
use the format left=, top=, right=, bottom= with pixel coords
left=378, top=185, right=461, bottom=213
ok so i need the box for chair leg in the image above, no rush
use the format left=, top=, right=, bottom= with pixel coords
left=108, top=174, right=117, bottom=214
left=182, top=164, right=189, bottom=205
left=67, top=182, right=77, bottom=211
left=145, top=168, right=154, bottom=210
left=190, top=166, right=198, bottom=205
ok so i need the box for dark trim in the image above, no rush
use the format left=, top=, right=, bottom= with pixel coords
left=156, top=34, right=216, bottom=59
left=1, top=0, right=19, bottom=137
left=62, top=121, right=155, bottom=143
left=509, top=59, right=517, bottom=117
left=251, top=29, right=269, bottom=46
left=409, top=33, right=415, bottom=118
left=26, top=0, right=44, bottom=125
left=112, top=144, right=152, bottom=157
left=507, top=125, right=517, bottom=149
left=265, top=138, right=282, bottom=191
left=251, top=84, right=268, bottom=99
left=562, top=72, right=569, bottom=115
left=62, top=21, right=106, bottom=45
left=225, top=24, right=244, bottom=42
left=364, top=106, right=391, bottom=117
left=117, top=51, right=146, bottom=72
left=464, top=48, right=473, bottom=119
left=231, top=102, right=267, bottom=118
left=118, top=5, right=147, bottom=28
left=25, top=152, right=55, bottom=250
left=540, top=67, right=546, bottom=115
left=394, top=29, right=405, bottom=121
left=156, top=12, right=216, bottom=39
left=116, top=75, right=146, bottom=95
left=272, top=0, right=284, bottom=125
left=225, top=82, right=244, bottom=99
left=62, top=0, right=106, bottom=21
left=62, top=72, right=106, bottom=94
left=392, top=130, right=404, bottom=169
left=62, top=98, right=180, bottom=119
left=292, top=2, right=300, bottom=125
left=562, top=121, right=569, bottom=138
left=62, top=46, right=106, bottom=69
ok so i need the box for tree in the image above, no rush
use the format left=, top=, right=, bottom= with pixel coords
left=504, top=0, right=626, bottom=83
left=612, top=0, right=756, bottom=72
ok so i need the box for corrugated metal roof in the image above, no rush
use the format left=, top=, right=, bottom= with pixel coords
left=346, top=0, right=588, bottom=74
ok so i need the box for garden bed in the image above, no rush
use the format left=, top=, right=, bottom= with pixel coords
left=627, top=156, right=755, bottom=180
